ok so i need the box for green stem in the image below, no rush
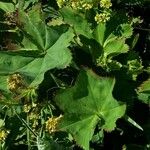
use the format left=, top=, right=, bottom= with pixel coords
left=48, top=104, right=53, bottom=117
left=27, top=114, right=31, bottom=150
left=14, top=109, right=38, bottom=137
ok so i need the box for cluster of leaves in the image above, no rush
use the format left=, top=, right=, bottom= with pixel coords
left=0, top=0, right=150, bottom=150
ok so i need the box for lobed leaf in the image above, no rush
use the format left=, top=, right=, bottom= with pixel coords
left=93, top=23, right=130, bottom=58
left=18, top=5, right=68, bottom=52
left=60, top=7, right=93, bottom=38
left=55, top=69, right=126, bottom=150
left=0, top=28, right=74, bottom=89
left=0, top=1, right=15, bottom=12
left=137, top=78, right=150, bottom=104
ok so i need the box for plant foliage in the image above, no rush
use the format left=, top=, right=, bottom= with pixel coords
left=0, top=0, right=150, bottom=149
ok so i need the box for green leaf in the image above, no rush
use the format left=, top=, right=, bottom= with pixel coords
left=0, top=53, right=34, bottom=74
left=23, top=0, right=39, bottom=9
left=0, top=28, right=74, bottom=88
left=55, top=69, right=126, bottom=150
left=18, top=36, right=39, bottom=51
left=93, top=21, right=132, bottom=69
left=60, top=7, right=93, bottom=38
left=93, top=23, right=130, bottom=58
left=18, top=5, right=67, bottom=52
left=137, top=78, right=150, bottom=104
left=0, top=4, right=74, bottom=88
left=119, top=24, right=133, bottom=38
left=29, top=27, right=74, bottom=86
left=130, top=34, right=139, bottom=50
left=93, top=23, right=106, bottom=46
left=104, top=38, right=129, bottom=57
left=0, top=75, right=10, bottom=93
left=0, top=1, right=15, bottom=12
left=0, top=119, right=4, bottom=127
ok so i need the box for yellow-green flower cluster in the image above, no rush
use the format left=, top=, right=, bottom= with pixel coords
left=7, top=73, right=23, bottom=91
left=29, top=112, right=39, bottom=128
left=127, top=59, right=143, bottom=80
left=0, top=129, right=9, bottom=142
left=57, top=0, right=93, bottom=10
left=127, top=59, right=143, bottom=72
left=81, top=2, right=93, bottom=10
left=71, top=1, right=93, bottom=10
left=95, top=0, right=112, bottom=24
left=23, top=104, right=32, bottom=113
left=100, top=0, right=112, bottom=9
left=70, top=1, right=81, bottom=9
left=56, top=0, right=112, bottom=23
left=45, top=115, right=63, bottom=133
left=23, top=102, right=37, bottom=113
left=95, top=11, right=111, bottom=23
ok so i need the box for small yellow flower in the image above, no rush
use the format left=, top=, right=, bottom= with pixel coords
left=7, top=73, right=23, bottom=91
left=32, top=120, right=38, bottom=128
left=82, top=3, right=93, bottom=10
left=45, top=115, right=63, bottom=133
left=71, top=1, right=81, bottom=9
left=23, top=104, right=32, bottom=113
left=100, top=0, right=112, bottom=9
left=95, top=11, right=111, bottom=23
left=0, top=129, right=9, bottom=141
left=29, top=112, right=38, bottom=120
